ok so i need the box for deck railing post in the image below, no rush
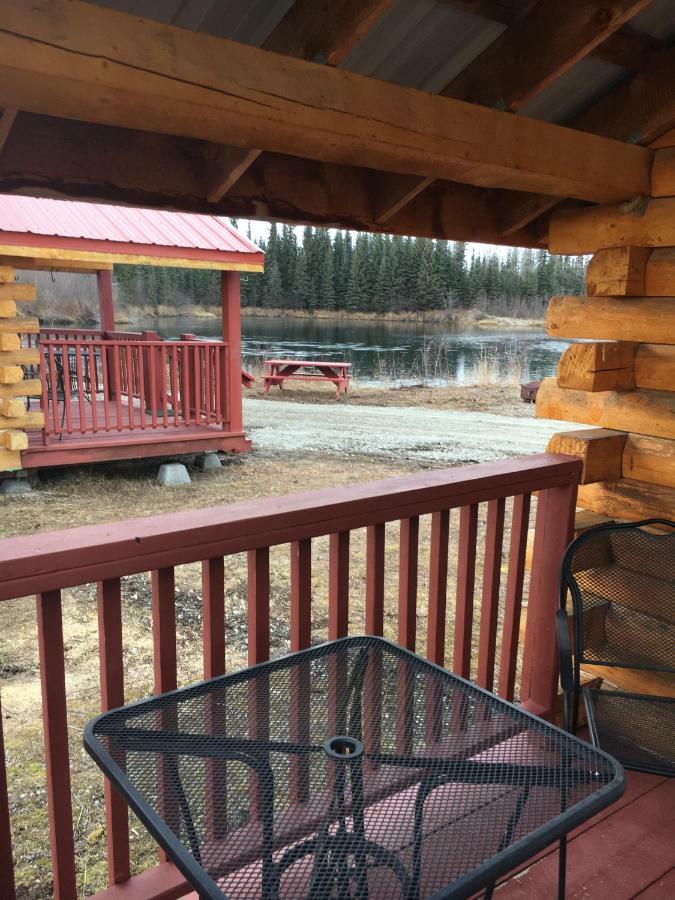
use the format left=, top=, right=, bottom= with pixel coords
left=141, top=331, right=163, bottom=415
left=520, top=478, right=579, bottom=721
left=221, top=272, right=243, bottom=434
left=0, top=691, right=16, bottom=899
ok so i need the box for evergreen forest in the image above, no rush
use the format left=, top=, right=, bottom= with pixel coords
left=115, top=222, right=587, bottom=318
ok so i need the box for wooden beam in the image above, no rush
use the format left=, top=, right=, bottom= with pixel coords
left=498, top=45, right=675, bottom=237
left=547, top=295, right=675, bottom=344
left=546, top=428, right=626, bottom=484
left=592, top=27, right=665, bottom=72
left=441, top=0, right=651, bottom=112
left=0, top=0, right=651, bottom=203
left=623, top=434, right=675, bottom=489
left=577, top=478, right=675, bottom=522
left=374, top=175, right=435, bottom=225
left=549, top=198, right=675, bottom=254
left=0, top=107, right=17, bottom=154
left=205, top=0, right=396, bottom=202
left=634, top=344, right=675, bottom=392
left=645, top=248, right=675, bottom=296
left=0, top=255, right=113, bottom=273
left=586, top=247, right=652, bottom=296
left=556, top=342, right=637, bottom=391
left=0, top=378, right=41, bottom=398
left=536, top=378, right=675, bottom=440
left=651, top=147, right=675, bottom=198
left=0, top=114, right=540, bottom=246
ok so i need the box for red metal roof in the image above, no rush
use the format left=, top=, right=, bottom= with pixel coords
left=0, top=194, right=263, bottom=268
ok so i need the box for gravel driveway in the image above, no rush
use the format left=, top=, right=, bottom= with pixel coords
left=244, top=398, right=578, bottom=464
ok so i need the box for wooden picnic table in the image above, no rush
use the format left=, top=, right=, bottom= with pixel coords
left=263, top=359, right=351, bottom=399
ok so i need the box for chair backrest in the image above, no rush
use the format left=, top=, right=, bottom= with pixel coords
left=560, top=519, right=675, bottom=674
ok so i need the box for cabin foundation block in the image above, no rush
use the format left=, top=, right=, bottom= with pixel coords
left=199, top=452, right=222, bottom=472
left=157, top=462, right=192, bottom=487
left=0, top=476, right=34, bottom=496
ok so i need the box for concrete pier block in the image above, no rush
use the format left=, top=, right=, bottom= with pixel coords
left=157, top=462, right=191, bottom=487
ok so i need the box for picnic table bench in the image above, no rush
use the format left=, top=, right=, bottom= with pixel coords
left=263, top=359, right=351, bottom=399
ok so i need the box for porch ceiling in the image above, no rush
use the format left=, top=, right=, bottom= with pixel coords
left=0, top=0, right=672, bottom=247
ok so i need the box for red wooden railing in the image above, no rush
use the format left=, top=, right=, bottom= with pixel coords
left=36, top=336, right=230, bottom=439
left=0, top=454, right=580, bottom=899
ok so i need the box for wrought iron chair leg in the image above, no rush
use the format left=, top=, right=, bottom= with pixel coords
left=484, top=884, right=494, bottom=899
left=558, top=834, right=567, bottom=900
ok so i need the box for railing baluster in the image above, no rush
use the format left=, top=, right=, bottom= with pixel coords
left=88, top=343, right=99, bottom=434
left=74, top=340, right=86, bottom=433
left=427, top=509, right=450, bottom=666
left=498, top=493, right=531, bottom=701
left=97, top=578, right=130, bottom=885
left=125, top=345, right=134, bottom=430
left=398, top=517, right=419, bottom=651
left=290, top=539, right=311, bottom=803
left=113, top=344, right=123, bottom=430
left=151, top=568, right=177, bottom=863
left=148, top=341, right=158, bottom=429
left=365, top=523, right=385, bottom=636
left=328, top=531, right=350, bottom=640
left=454, top=503, right=478, bottom=679
left=214, top=345, right=222, bottom=424
left=202, top=558, right=225, bottom=679
left=100, top=345, right=111, bottom=432
left=62, top=343, right=73, bottom=435
left=171, top=346, right=179, bottom=427
left=248, top=548, right=270, bottom=664
left=477, top=497, right=506, bottom=691
left=182, top=344, right=191, bottom=426
left=193, top=342, right=202, bottom=425
left=137, top=345, right=147, bottom=430
left=36, top=590, right=77, bottom=900
left=0, top=691, right=16, bottom=899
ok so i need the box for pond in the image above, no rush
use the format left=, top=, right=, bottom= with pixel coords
left=133, top=315, right=569, bottom=386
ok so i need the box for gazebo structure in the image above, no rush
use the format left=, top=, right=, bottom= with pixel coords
left=0, top=195, right=263, bottom=471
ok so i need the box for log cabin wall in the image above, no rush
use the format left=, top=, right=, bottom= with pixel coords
left=537, top=136, right=675, bottom=523
left=0, top=267, right=42, bottom=472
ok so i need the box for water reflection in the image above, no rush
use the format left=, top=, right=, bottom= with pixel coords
left=136, top=315, right=568, bottom=385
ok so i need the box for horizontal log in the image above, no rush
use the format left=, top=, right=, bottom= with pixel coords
left=0, top=378, right=41, bottom=398
left=0, top=365, right=23, bottom=384
left=0, top=283, right=35, bottom=301
left=0, top=397, right=25, bottom=417
left=0, top=316, right=39, bottom=333
left=623, top=434, right=675, bottom=489
left=556, top=342, right=636, bottom=391
left=2, top=429, right=27, bottom=451
left=0, top=447, right=21, bottom=470
left=577, top=478, right=675, bottom=522
left=547, top=296, right=675, bottom=344
left=0, top=301, right=16, bottom=317
left=634, top=344, right=675, bottom=391
left=644, top=248, right=675, bottom=296
left=0, top=333, right=19, bottom=351
left=0, top=410, right=43, bottom=429
left=0, top=348, right=39, bottom=366
left=0, top=266, right=14, bottom=282
left=546, top=428, right=626, bottom=484
left=0, top=0, right=651, bottom=203
left=536, top=378, right=675, bottom=439
left=548, top=198, right=675, bottom=254
left=585, top=247, right=652, bottom=296
left=651, top=147, right=675, bottom=198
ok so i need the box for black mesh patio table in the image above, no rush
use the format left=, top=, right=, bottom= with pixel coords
left=85, top=636, right=624, bottom=899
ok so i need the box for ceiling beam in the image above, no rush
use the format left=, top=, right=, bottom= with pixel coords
left=593, top=27, right=665, bottom=72
left=374, top=0, right=650, bottom=223
left=0, top=113, right=540, bottom=247
left=206, top=0, right=395, bottom=202
left=0, top=107, right=17, bottom=155
left=0, top=0, right=649, bottom=206
left=498, top=44, right=675, bottom=236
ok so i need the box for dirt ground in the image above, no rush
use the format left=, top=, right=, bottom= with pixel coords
left=0, top=389, right=543, bottom=897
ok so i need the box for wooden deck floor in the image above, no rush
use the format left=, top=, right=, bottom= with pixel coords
left=23, top=395, right=249, bottom=468
left=497, top=769, right=674, bottom=898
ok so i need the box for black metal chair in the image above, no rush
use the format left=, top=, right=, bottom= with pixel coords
left=556, top=519, right=675, bottom=776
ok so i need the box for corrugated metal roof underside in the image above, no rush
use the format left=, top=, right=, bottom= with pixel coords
left=84, top=0, right=671, bottom=130
left=0, top=195, right=263, bottom=258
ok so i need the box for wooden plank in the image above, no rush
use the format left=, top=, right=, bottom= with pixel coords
left=397, top=517, right=419, bottom=651
left=248, top=548, right=270, bottom=664
left=645, top=248, right=675, bottom=296
left=549, top=198, right=675, bottom=254
left=0, top=316, right=39, bottom=333
left=0, top=410, right=43, bottom=429
left=546, top=429, right=626, bottom=484
left=622, top=433, right=675, bottom=489
left=0, top=347, right=39, bottom=365
left=0, top=691, right=16, bottom=899
left=537, top=379, right=675, bottom=439
left=36, top=590, right=77, bottom=900
left=556, top=342, right=637, bottom=392
left=0, top=107, right=16, bottom=154
left=0, top=378, right=41, bottom=398
left=442, top=0, right=651, bottom=112
left=328, top=531, right=350, bottom=640
left=206, top=146, right=261, bottom=204
left=0, top=0, right=651, bottom=203
left=202, top=557, right=225, bottom=678
left=651, top=147, right=675, bottom=198
left=547, top=295, right=675, bottom=344
left=577, top=477, right=675, bottom=521
left=476, top=497, right=505, bottom=692
left=586, top=247, right=652, bottom=297
left=0, top=283, right=35, bottom=301
left=635, top=344, right=675, bottom=391
left=290, top=539, right=311, bottom=652
left=453, top=504, right=478, bottom=679
left=426, top=509, right=450, bottom=667
left=498, top=493, right=530, bottom=702
left=365, top=523, right=385, bottom=636
left=634, top=869, right=675, bottom=898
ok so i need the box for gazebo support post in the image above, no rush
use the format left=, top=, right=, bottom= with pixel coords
left=96, top=270, right=115, bottom=334
left=221, top=271, right=243, bottom=435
